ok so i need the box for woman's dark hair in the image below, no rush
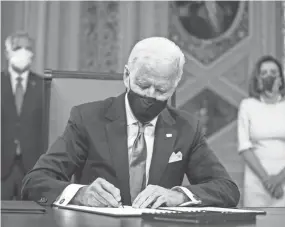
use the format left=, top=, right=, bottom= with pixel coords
left=248, top=55, right=285, bottom=98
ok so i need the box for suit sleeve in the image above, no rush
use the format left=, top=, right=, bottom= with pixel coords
left=21, top=106, right=89, bottom=206
left=184, top=121, right=240, bottom=207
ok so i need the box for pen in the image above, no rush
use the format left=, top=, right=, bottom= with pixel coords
left=118, top=201, right=124, bottom=208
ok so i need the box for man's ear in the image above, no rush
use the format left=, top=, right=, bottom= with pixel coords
left=123, top=65, right=130, bottom=89
left=31, top=51, right=35, bottom=61
left=5, top=50, right=10, bottom=61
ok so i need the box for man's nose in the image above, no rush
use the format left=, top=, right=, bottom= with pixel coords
left=145, top=87, right=156, bottom=98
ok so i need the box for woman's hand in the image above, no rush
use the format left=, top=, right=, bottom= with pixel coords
left=262, top=175, right=284, bottom=199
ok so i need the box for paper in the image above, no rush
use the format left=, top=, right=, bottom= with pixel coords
left=55, top=204, right=177, bottom=217
left=159, top=206, right=266, bottom=214
left=55, top=203, right=266, bottom=217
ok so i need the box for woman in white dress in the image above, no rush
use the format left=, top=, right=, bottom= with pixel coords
left=237, top=55, right=285, bottom=207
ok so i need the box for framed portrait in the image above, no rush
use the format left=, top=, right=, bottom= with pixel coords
left=170, top=1, right=249, bottom=65
left=174, top=1, right=240, bottom=40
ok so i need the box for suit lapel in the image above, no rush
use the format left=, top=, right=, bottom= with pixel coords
left=1, top=71, right=13, bottom=98
left=148, top=108, right=177, bottom=186
left=105, top=93, right=131, bottom=205
left=1, top=71, right=17, bottom=118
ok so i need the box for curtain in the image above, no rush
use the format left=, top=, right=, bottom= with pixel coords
left=1, top=1, right=170, bottom=74
left=2, top=1, right=81, bottom=74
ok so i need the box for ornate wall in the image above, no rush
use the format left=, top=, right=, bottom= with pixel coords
left=79, top=1, right=120, bottom=73
left=1, top=1, right=82, bottom=74
left=1, top=1, right=169, bottom=74
left=1, top=2, right=283, bottom=206
left=78, top=1, right=170, bottom=73
left=282, top=1, right=285, bottom=69
left=169, top=1, right=283, bottom=206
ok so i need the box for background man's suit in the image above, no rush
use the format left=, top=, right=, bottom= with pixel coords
left=1, top=70, right=45, bottom=199
left=22, top=93, right=240, bottom=207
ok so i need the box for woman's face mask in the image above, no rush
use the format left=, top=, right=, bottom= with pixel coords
left=260, top=75, right=277, bottom=92
left=259, top=61, right=281, bottom=93
left=8, top=48, right=33, bottom=72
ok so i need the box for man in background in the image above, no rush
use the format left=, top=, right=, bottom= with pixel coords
left=1, top=31, right=45, bottom=200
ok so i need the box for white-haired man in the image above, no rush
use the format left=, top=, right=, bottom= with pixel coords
left=22, top=37, right=240, bottom=208
left=1, top=31, right=44, bottom=200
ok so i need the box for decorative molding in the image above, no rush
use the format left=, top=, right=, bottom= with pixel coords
left=169, top=1, right=249, bottom=66
left=79, top=1, right=120, bottom=73
left=283, top=1, right=285, bottom=69
left=177, top=71, right=196, bottom=90
left=220, top=55, right=249, bottom=92
left=179, top=88, right=238, bottom=138
left=78, top=1, right=170, bottom=74
left=44, top=69, right=123, bottom=80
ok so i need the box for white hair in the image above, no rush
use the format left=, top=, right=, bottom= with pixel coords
left=5, top=31, right=33, bottom=52
left=127, top=37, right=185, bottom=84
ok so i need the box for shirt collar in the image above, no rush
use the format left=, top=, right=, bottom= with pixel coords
left=8, top=64, right=29, bottom=84
left=125, top=93, right=158, bottom=127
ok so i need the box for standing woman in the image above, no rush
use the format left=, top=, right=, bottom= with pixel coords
left=238, top=55, right=285, bottom=207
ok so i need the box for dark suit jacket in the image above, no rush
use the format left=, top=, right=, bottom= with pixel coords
left=21, top=93, right=240, bottom=207
left=1, top=70, right=45, bottom=179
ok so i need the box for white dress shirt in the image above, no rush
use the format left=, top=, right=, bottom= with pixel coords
left=54, top=94, right=201, bottom=207
left=9, top=65, right=29, bottom=94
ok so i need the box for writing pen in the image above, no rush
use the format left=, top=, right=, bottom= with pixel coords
left=118, top=201, right=124, bottom=208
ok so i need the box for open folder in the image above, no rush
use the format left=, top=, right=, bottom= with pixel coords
left=54, top=204, right=177, bottom=217
left=142, top=206, right=266, bottom=224
left=1, top=201, right=46, bottom=214
left=53, top=202, right=266, bottom=218
left=159, top=206, right=267, bottom=214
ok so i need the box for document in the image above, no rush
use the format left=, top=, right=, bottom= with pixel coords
left=54, top=203, right=266, bottom=217
left=159, top=206, right=266, bottom=214
left=54, top=204, right=177, bottom=217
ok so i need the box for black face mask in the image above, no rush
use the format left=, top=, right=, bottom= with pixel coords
left=261, top=75, right=276, bottom=92
left=127, top=89, right=168, bottom=123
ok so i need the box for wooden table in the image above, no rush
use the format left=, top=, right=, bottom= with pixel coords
left=2, top=205, right=285, bottom=227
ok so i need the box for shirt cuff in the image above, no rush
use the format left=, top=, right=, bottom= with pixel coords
left=53, top=184, right=85, bottom=206
left=238, top=142, right=253, bottom=153
left=172, top=186, right=202, bottom=207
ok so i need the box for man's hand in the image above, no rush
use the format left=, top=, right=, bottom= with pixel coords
left=262, top=174, right=284, bottom=199
left=71, top=178, right=121, bottom=207
left=132, top=185, right=188, bottom=209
